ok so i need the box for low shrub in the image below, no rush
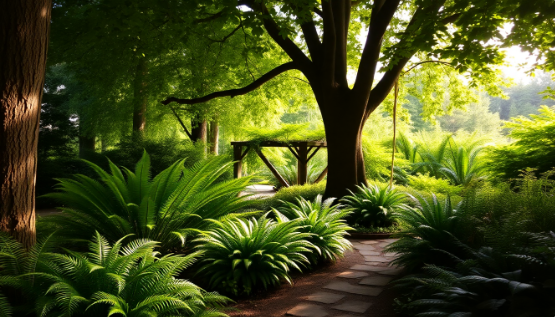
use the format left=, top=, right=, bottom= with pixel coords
left=251, top=182, right=326, bottom=210
left=406, top=173, right=462, bottom=196
left=386, top=194, right=464, bottom=271
left=0, top=232, right=229, bottom=317
left=40, top=152, right=255, bottom=251
left=273, top=195, right=352, bottom=264
left=195, top=216, right=313, bottom=296
left=341, top=184, right=406, bottom=227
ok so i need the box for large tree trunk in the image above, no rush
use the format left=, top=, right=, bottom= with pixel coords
left=132, top=58, right=148, bottom=137
left=0, top=0, right=52, bottom=248
left=320, top=91, right=367, bottom=199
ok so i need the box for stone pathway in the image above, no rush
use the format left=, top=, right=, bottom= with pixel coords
left=285, top=239, right=402, bottom=317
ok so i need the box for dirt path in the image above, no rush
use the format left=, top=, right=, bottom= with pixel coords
left=229, top=239, right=401, bottom=317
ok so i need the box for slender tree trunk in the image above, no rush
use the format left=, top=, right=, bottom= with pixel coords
left=132, top=58, right=148, bottom=138
left=208, top=119, right=219, bottom=155
left=78, top=135, right=96, bottom=158
left=191, top=116, right=207, bottom=143
left=0, top=0, right=52, bottom=248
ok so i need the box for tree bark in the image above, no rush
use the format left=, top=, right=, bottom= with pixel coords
left=208, top=119, right=219, bottom=155
left=320, top=90, right=367, bottom=199
left=0, top=0, right=52, bottom=248
left=78, top=135, right=96, bottom=158
left=191, top=115, right=207, bottom=143
left=132, top=57, right=148, bottom=137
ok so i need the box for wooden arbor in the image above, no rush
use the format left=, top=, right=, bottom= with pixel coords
left=231, top=140, right=328, bottom=187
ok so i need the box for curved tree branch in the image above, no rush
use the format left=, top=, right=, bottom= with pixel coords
left=162, top=62, right=297, bottom=105
left=240, top=0, right=312, bottom=70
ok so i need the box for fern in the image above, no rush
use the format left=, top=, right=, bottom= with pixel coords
left=273, top=195, right=352, bottom=264
left=341, top=184, right=406, bottom=227
left=195, top=216, right=314, bottom=295
left=41, top=152, right=255, bottom=251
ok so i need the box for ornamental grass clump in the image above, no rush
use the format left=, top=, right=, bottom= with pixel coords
left=273, top=195, right=352, bottom=264
left=195, top=216, right=313, bottom=296
left=41, top=152, right=254, bottom=251
left=341, top=184, right=405, bottom=227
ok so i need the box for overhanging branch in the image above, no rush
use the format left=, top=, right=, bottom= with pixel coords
left=162, top=62, right=297, bottom=105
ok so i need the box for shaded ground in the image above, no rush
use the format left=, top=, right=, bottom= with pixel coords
left=229, top=239, right=400, bottom=317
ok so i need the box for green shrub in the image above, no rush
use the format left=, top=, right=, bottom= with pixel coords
left=386, top=194, right=464, bottom=271
left=0, top=232, right=229, bottom=317
left=273, top=195, right=352, bottom=264
left=407, top=173, right=462, bottom=195
left=195, top=216, right=313, bottom=296
left=341, top=184, right=406, bottom=227
left=41, top=152, right=254, bottom=251
left=488, top=106, right=555, bottom=180
left=457, top=169, right=555, bottom=250
left=251, top=182, right=326, bottom=210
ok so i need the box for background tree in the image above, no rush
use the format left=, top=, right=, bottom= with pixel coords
left=163, top=0, right=510, bottom=198
left=0, top=0, right=53, bottom=247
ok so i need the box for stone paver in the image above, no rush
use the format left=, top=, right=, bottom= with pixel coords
left=359, top=240, right=379, bottom=244
left=337, top=271, right=369, bottom=279
left=332, top=300, right=373, bottom=313
left=286, top=303, right=329, bottom=317
left=351, top=244, right=377, bottom=251
left=285, top=239, right=401, bottom=317
left=359, top=276, right=393, bottom=286
left=323, top=281, right=383, bottom=296
left=306, top=292, right=345, bottom=304
left=350, top=264, right=392, bottom=272
left=363, top=255, right=391, bottom=262
left=358, top=250, right=379, bottom=255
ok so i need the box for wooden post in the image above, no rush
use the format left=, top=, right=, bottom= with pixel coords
left=297, top=142, right=308, bottom=185
left=255, top=148, right=290, bottom=188
left=233, top=144, right=243, bottom=179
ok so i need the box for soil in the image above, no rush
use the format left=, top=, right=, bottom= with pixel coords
left=228, top=240, right=400, bottom=317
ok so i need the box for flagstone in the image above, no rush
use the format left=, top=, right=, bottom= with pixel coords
left=323, top=281, right=383, bottom=296
left=359, top=276, right=393, bottom=286
left=306, top=292, right=345, bottom=304
left=332, top=300, right=373, bottom=313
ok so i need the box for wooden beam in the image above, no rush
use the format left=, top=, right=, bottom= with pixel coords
left=297, top=143, right=308, bottom=185
left=241, top=146, right=250, bottom=159
left=307, top=146, right=321, bottom=162
left=314, top=166, right=328, bottom=184
left=231, top=140, right=327, bottom=147
left=287, top=145, right=300, bottom=160
left=255, top=148, right=290, bottom=188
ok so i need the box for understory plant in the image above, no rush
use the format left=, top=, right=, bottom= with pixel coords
left=386, top=193, right=463, bottom=271
left=195, top=216, right=313, bottom=296
left=41, top=152, right=254, bottom=251
left=273, top=195, right=352, bottom=264
left=394, top=234, right=555, bottom=316
left=273, top=162, right=325, bottom=186
left=0, top=232, right=229, bottom=317
left=341, top=184, right=405, bottom=227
